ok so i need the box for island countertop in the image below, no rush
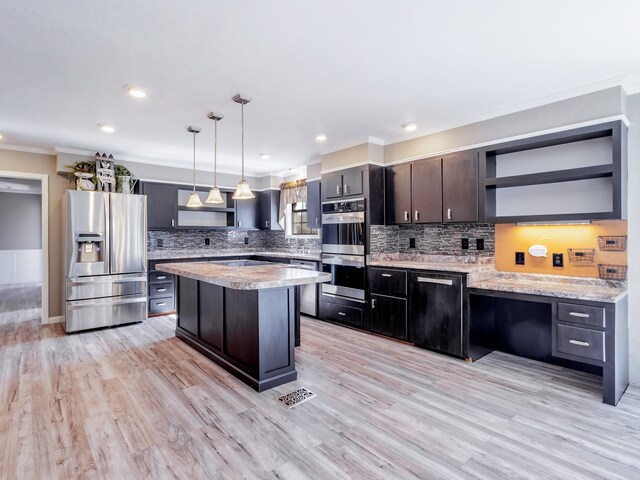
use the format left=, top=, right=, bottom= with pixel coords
left=157, top=261, right=331, bottom=290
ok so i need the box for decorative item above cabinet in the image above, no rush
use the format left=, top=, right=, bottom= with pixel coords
left=480, top=120, right=626, bottom=223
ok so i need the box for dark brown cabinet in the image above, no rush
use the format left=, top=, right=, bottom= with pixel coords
left=306, top=180, right=321, bottom=229
left=371, top=294, right=408, bottom=341
left=385, top=164, right=412, bottom=224
left=411, top=157, right=443, bottom=223
left=409, top=272, right=463, bottom=356
left=140, top=182, right=178, bottom=229
left=442, top=151, right=478, bottom=223
left=384, top=150, right=479, bottom=225
left=322, top=167, right=364, bottom=200
left=235, top=195, right=259, bottom=229
left=258, top=190, right=281, bottom=230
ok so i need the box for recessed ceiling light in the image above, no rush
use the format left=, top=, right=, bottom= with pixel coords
left=314, top=134, right=327, bottom=142
left=401, top=122, right=418, bottom=132
left=97, top=123, right=115, bottom=133
left=289, top=168, right=299, bottom=173
left=260, top=153, right=271, bottom=160
left=123, top=85, right=147, bottom=98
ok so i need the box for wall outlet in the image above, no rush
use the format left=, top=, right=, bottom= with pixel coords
left=204, top=237, right=210, bottom=246
left=157, top=239, right=163, bottom=247
left=461, top=238, right=469, bottom=250
left=476, top=238, right=484, bottom=251
left=515, top=252, right=525, bottom=265
left=409, top=238, right=416, bottom=248
left=552, top=253, right=564, bottom=267
left=244, top=237, right=249, bottom=245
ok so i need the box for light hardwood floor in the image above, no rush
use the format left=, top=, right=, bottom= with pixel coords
left=0, top=313, right=639, bottom=479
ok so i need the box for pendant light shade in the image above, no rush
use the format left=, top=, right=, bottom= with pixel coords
left=186, top=126, right=203, bottom=208
left=232, top=94, right=255, bottom=200
left=206, top=112, right=225, bottom=204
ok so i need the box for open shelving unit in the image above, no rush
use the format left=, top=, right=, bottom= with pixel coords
left=176, top=187, right=236, bottom=228
left=480, top=120, right=626, bottom=223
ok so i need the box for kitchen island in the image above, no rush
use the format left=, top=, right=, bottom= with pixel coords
left=157, top=260, right=331, bottom=391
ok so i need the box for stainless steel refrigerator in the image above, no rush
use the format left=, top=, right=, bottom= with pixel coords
left=63, top=190, right=147, bottom=333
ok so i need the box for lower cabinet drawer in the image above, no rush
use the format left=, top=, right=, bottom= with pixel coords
left=149, top=271, right=175, bottom=284
left=321, top=301, right=363, bottom=328
left=149, top=282, right=175, bottom=298
left=555, top=324, right=605, bottom=362
left=149, top=296, right=175, bottom=315
left=557, top=302, right=605, bottom=328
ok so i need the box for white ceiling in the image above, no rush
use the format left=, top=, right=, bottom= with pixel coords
left=1, top=0, right=639, bottom=176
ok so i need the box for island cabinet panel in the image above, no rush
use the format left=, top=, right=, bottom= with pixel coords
left=224, top=289, right=259, bottom=373
left=198, top=283, right=224, bottom=352
left=409, top=272, right=464, bottom=356
left=259, top=288, right=295, bottom=375
left=177, top=277, right=199, bottom=336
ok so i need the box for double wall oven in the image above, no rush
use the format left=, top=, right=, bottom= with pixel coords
left=321, top=198, right=366, bottom=302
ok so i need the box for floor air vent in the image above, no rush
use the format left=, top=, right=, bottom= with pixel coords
left=276, top=387, right=317, bottom=408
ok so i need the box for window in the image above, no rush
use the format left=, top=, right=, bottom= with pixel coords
left=285, top=202, right=319, bottom=237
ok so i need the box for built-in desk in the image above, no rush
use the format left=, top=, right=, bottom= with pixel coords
left=469, top=287, right=628, bottom=406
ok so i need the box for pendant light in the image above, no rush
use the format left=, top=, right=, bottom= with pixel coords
left=186, top=126, right=203, bottom=207
left=232, top=94, right=255, bottom=200
left=205, top=112, right=225, bottom=204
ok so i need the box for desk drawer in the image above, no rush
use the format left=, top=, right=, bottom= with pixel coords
left=149, top=282, right=174, bottom=298
left=556, top=324, right=605, bottom=362
left=558, top=302, right=605, bottom=328
left=369, top=268, right=407, bottom=296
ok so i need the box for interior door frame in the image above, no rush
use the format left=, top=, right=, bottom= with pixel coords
left=0, top=170, right=49, bottom=324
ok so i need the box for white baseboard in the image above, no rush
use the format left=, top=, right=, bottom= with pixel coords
left=44, top=315, right=63, bottom=324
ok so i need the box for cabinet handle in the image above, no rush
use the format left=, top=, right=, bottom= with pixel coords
left=381, top=273, right=392, bottom=278
left=266, top=220, right=269, bottom=228
left=569, top=339, right=590, bottom=347
left=336, top=185, right=342, bottom=195
left=371, top=299, right=376, bottom=309
left=316, top=218, right=319, bottom=226
left=338, top=311, right=347, bottom=316
left=157, top=302, right=167, bottom=306
left=157, top=288, right=167, bottom=292
left=417, top=277, right=454, bottom=286
left=569, top=312, right=590, bottom=318
left=414, top=210, right=419, bottom=221
left=447, top=208, right=452, bottom=220
left=171, top=219, right=175, bottom=227
left=404, top=211, right=409, bottom=222
left=237, top=220, right=241, bottom=228
left=344, top=184, right=349, bottom=195
left=156, top=276, right=166, bottom=280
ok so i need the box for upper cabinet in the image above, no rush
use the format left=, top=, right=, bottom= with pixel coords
left=306, top=180, right=321, bottom=229
left=258, top=190, right=281, bottom=230
left=235, top=194, right=260, bottom=229
left=140, top=182, right=178, bottom=229
left=322, top=166, right=364, bottom=200
left=385, top=151, right=479, bottom=225
left=481, top=121, right=626, bottom=223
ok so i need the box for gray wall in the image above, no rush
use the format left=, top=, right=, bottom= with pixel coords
left=0, top=192, right=42, bottom=250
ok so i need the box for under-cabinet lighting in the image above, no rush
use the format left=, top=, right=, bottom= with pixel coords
left=516, top=221, right=592, bottom=226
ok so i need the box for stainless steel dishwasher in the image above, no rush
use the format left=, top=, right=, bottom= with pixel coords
left=290, top=260, right=318, bottom=316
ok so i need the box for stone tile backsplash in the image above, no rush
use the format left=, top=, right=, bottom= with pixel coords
left=147, top=228, right=322, bottom=254
left=370, top=224, right=495, bottom=257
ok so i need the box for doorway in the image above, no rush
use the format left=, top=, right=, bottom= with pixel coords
left=0, top=173, right=48, bottom=325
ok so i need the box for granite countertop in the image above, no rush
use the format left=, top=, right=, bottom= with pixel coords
left=468, top=272, right=627, bottom=303
left=148, top=250, right=322, bottom=262
left=156, top=261, right=331, bottom=290
left=367, top=254, right=627, bottom=303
